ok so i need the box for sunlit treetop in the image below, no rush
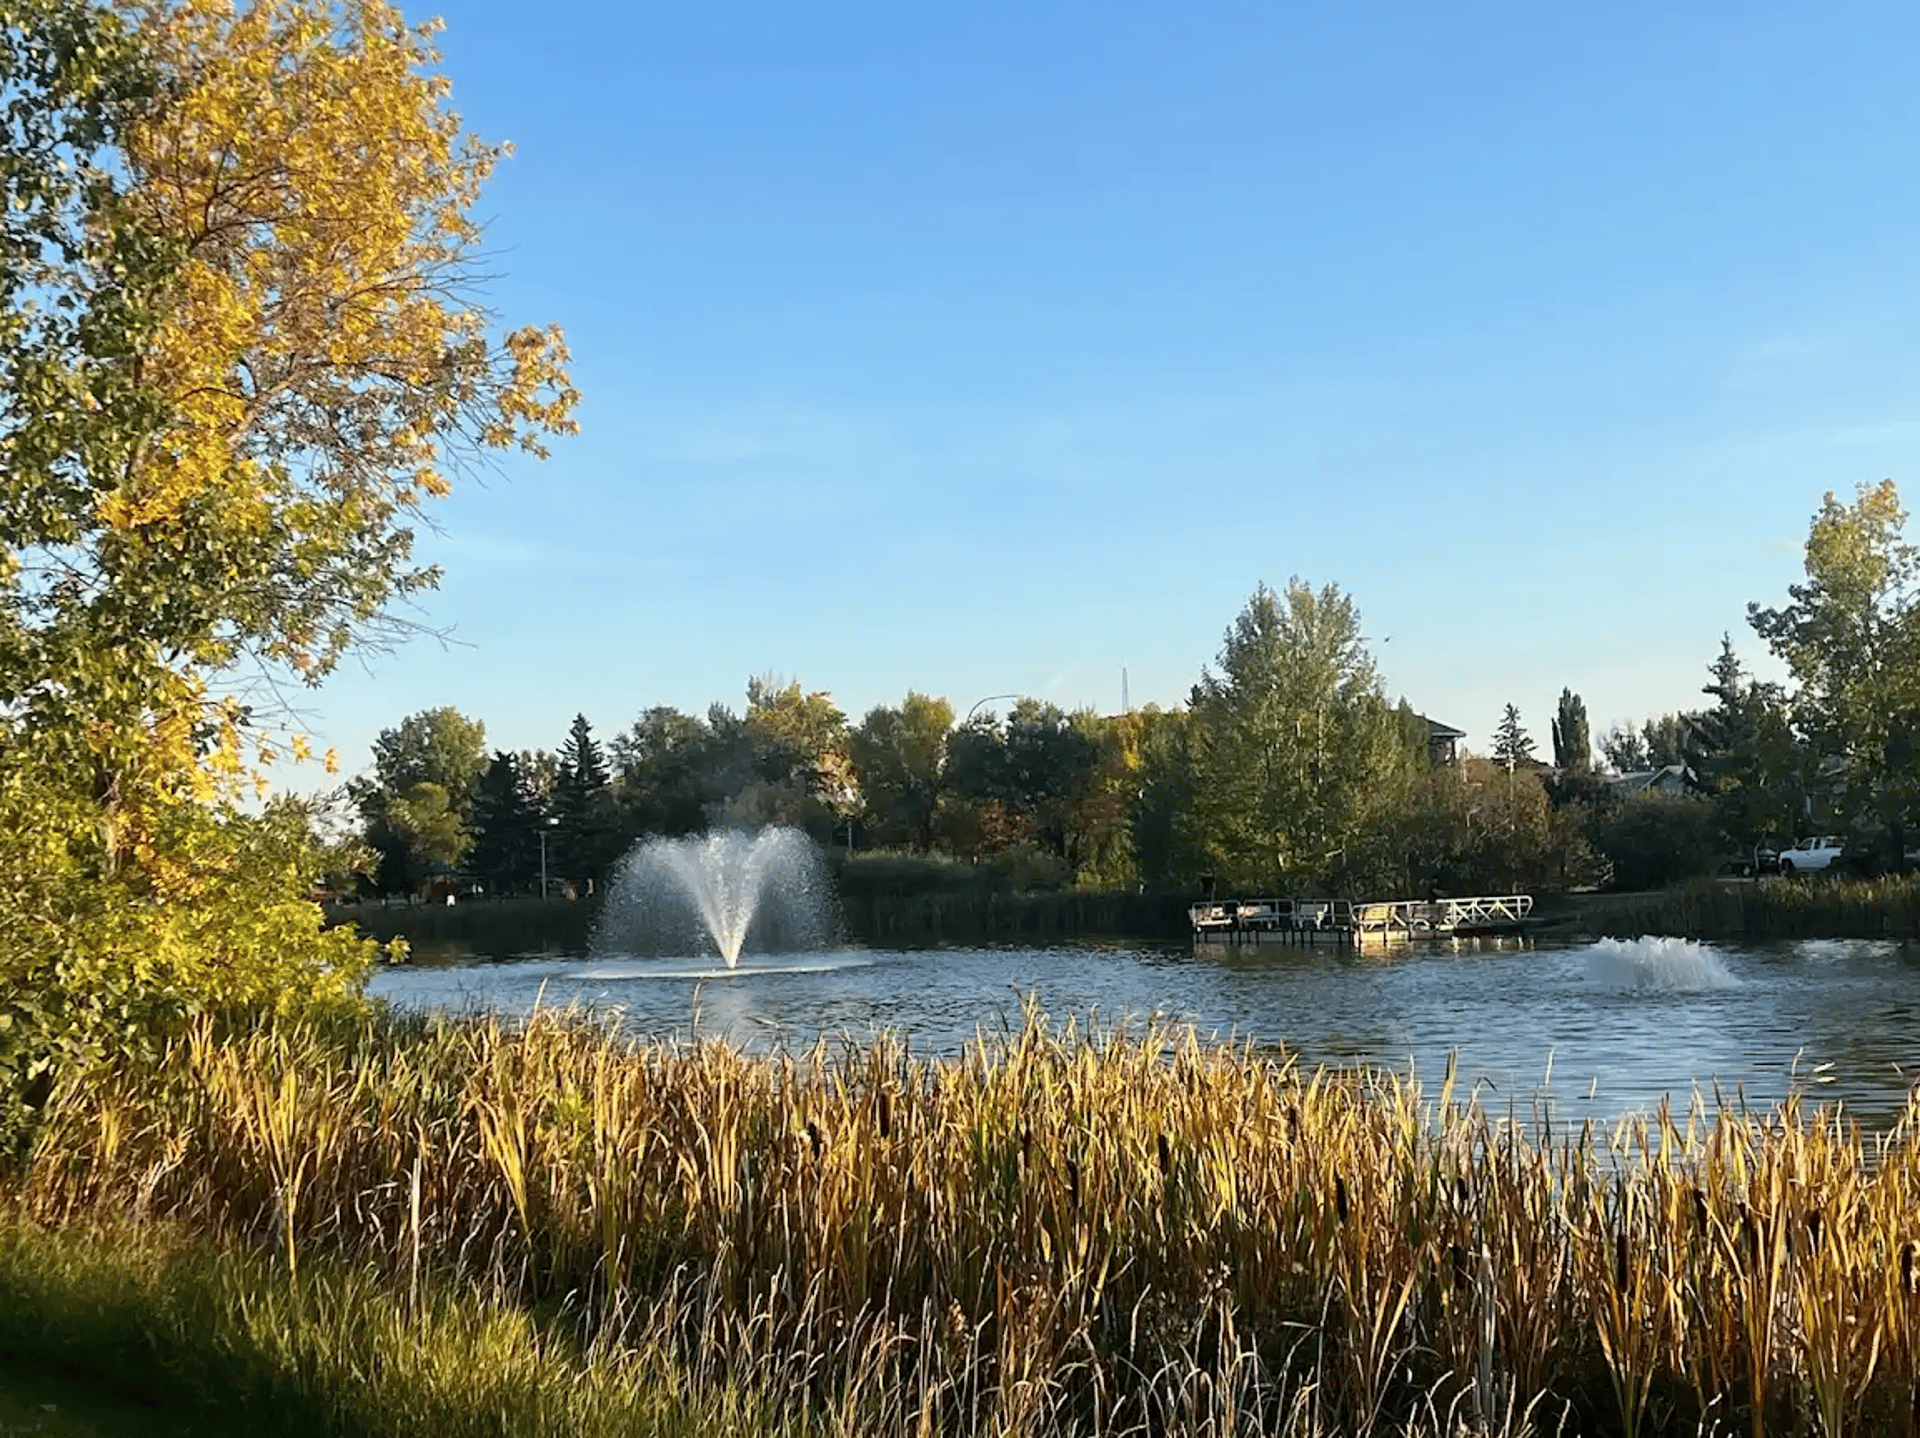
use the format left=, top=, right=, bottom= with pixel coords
left=0, top=0, right=575, bottom=823
left=110, top=0, right=579, bottom=677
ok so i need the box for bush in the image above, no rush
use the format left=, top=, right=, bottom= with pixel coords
left=0, top=785, right=374, bottom=1154
left=1592, top=794, right=1722, bottom=891
left=834, top=850, right=999, bottom=899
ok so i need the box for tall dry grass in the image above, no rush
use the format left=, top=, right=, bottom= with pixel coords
left=1580, top=874, right=1920, bottom=940
left=12, top=1004, right=1920, bottom=1437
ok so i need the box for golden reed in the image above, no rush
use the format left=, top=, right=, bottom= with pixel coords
left=13, top=1005, right=1920, bottom=1437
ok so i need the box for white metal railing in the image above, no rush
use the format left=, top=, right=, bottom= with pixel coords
left=1349, top=895, right=1533, bottom=933
left=1194, top=894, right=1532, bottom=936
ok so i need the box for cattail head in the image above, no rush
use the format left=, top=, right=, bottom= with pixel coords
left=1156, top=1132, right=1172, bottom=1178
left=1449, top=1242, right=1469, bottom=1292
left=1691, top=1188, right=1709, bottom=1235
left=1615, top=1229, right=1629, bottom=1291
left=1902, top=1240, right=1917, bottom=1294
left=806, top=1119, right=822, bottom=1160
left=876, top=1090, right=892, bottom=1140
left=1334, top=1175, right=1349, bottom=1224
left=1065, top=1157, right=1081, bottom=1210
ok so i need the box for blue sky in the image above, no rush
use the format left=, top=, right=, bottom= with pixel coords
left=301, top=0, right=1920, bottom=780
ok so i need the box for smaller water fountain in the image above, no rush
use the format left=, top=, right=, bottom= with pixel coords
left=592, top=827, right=837, bottom=968
left=1586, top=935, right=1741, bottom=991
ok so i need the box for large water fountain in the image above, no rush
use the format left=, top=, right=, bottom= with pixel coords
left=591, top=827, right=837, bottom=967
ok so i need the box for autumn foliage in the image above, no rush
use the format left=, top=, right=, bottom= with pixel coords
left=0, top=0, right=575, bottom=1134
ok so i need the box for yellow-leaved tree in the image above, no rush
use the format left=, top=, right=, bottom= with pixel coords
left=0, top=0, right=576, bottom=1140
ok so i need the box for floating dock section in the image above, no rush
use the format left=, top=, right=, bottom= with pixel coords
left=1189, top=894, right=1534, bottom=945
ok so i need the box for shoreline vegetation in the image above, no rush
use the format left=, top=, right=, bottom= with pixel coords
left=330, top=867, right=1920, bottom=956
left=8, top=1008, right=1920, bottom=1438
left=1571, top=875, right=1920, bottom=943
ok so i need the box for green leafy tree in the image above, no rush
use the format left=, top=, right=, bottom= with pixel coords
left=944, top=698, right=1099, bottom=863
left=1600, top=714, right=1691, bottom=773
left=516, top=749, right=560, bottom=815
left=721, top=677, right=852, bottom=836
left=1750, top=479, right=1920, bottom=845
left=350, top=706, right=487, bottom=893
left=364, top=780, right=468, bottom=896
left=1551, top=689, right=1591, bottom=771
left=0, top=0, right=574, bottom=1135
left=1686, top=636, right=1805, bottom=849
left=1004, top=700, right=1099, bottom=860
left=1391, top=756, right=1600, bottom=895
left=744, top=676, right=848, bottom=780
left=1132, top=706, right=1201, bottom=889
left=611, top=707, right=714, bottom=838
left=1061, top=709, right=1145, bottom=889
left=936, top=711, right=1018, bottom=855
left=364, top=708, right=489, bottom=816
left=849, top=692, right=953, bottom=852
left=1593, top=794, right=1722, bottom=891
left=1599, top=725, right=1652, bottom=774
left=1188, top=580, right=1420, bottom=890
left=1642, top=713, right=1691, bottom=769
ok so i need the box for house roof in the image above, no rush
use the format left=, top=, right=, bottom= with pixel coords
left=1607, top=764, right=1692, bottom=794
left=1419, top=716, right=1466, bottom=740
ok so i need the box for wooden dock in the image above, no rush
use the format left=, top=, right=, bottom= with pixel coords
left=1189, top=894, right=1534, bottom=945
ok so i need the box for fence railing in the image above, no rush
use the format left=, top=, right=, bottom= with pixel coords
left=1191, top=894, right=1532, bottom=939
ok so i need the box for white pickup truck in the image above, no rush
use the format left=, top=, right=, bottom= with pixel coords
left=1778, top=835, right=1847, bottom=874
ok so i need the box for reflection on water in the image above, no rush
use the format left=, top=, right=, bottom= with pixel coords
left=370, top=934, right=1920, bottom=1132
left=572, top=956, right=875, bottom=983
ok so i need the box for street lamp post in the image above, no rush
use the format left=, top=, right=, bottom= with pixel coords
left=965, top=693, right=1021, bottom=726
left=538, top=816, right=559, bottom=899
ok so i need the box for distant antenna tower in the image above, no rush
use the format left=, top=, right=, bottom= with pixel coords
left=1121, top=667, right=1130, bottom=714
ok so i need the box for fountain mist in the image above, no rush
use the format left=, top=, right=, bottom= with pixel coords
left=1586, top=936, right=1741, bottom=991
left=591, top=827, right=836, bottom=968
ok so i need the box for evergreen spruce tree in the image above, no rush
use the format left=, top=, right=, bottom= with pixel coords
left=1492, top=705, right=1536, bottom=771
left=553, top=715, right=616, bottom=894
left=469, top=752, right=544, bottom=895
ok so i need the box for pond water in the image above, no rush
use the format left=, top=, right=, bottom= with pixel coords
left=369, top=933, right=1920, bottom=1133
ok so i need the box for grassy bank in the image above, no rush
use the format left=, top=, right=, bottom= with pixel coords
left=1575, top=874, right=1920, bottom=940
left=12, top=1008, right=1920, bottom=1436
left=0, top=1214, right=793, bottom=1438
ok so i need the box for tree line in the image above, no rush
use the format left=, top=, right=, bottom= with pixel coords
left=350, top=481, right=1920, bottom=901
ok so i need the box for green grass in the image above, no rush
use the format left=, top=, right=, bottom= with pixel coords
left=0, top=1361, right=207, bottom=1438
left=0, top=1214, right=800, bottom=1438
